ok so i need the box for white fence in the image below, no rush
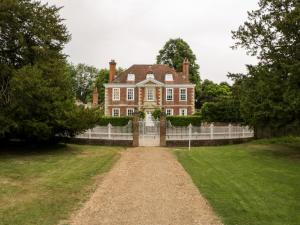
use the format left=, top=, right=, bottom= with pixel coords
left=76, top=121, right=133, bottom=140
left=167, top=123, right=254, bottom=140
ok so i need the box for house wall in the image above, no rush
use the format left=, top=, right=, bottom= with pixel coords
left=105, top=87, right=195, bottom=116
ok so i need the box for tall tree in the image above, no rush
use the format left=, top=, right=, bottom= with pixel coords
left=231, top=0, right=300, bottom=137
left=71, top=63, right=98, bottom=104
left=0, top=0, right=98, bottom=141
left=156, top=38, right=201, bottom=107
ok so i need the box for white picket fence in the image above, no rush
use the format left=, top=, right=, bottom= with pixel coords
left=167, top=123, right=254, bottom=140
left=76, top=121, right=133, bottom=140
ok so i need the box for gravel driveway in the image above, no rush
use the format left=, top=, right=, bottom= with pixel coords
left=69, top=147, right=222, bottom=225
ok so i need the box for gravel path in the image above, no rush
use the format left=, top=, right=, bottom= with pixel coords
left=69, top=147, right=222, bottom=225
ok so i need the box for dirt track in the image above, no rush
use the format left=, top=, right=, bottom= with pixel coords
left=70, top=147, right=222, bottom=225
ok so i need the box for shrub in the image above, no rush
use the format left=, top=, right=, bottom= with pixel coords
left=98, top=116, right=132, bottom=126
left=167, top=116, right=202, bottom=126
left=152, top=109, right=161, bottom=119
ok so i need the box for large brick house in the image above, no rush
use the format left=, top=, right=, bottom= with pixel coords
left=103, top=59, right=195, bottom=117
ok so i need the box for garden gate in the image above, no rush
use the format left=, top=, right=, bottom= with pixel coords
left=138, top=119, right=160, bottom=146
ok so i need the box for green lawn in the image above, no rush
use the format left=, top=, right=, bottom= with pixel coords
left=174, top=137, right=300, bottom=225
left=0, top=144, right=122, bottom=225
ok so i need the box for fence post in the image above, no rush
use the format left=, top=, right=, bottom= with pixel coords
left=160, top=111, right=166, bottom=147
left=188, top=123, right=192, bottom=150
left=132, top=111, right=139, bottom=147
left=242, top=127, right=245, bottom=138
left=108, top=123, right=112, bottom=139
left=88, top=129, right=92, bottom=139
left=210, top=123, right=214, bottom=140
left=228, top=123, right=232, bottom=139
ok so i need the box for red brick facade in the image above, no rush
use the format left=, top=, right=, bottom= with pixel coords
left=104, top=60, right=195, bottom=117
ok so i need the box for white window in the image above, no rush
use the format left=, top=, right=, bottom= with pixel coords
left=147, top=88, right=155, bottom=101
left=127, top=74, right=135, bottom=81
left=127, top=88, right=134, bottom=101
left=179, top=108, right=187, bottom=116
left=165, top=74, right=173, bottom=81
left=112, top=88, right=120, bottom=101
left=166, top=88, right=173, bottom=101
left=166, top=108, right=173, bottom=116
left=180, top=88, right=187, bottom=101
left=112, top=108, right=120, bottom=117
left=127, top=108, right=134, bottom=116
left=146, top=74, right=154, bottom=79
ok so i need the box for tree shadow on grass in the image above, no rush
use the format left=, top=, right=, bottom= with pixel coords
left=0, top=140, right=76, bottom=159
left=249, top=144, right=300, bottom=160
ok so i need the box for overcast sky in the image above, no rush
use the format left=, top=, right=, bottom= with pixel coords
left=42, top=0, right=259, bottom=83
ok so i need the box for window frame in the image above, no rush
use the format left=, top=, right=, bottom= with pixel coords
left=112, top=108, right=120, bottom=117
left=126, top=88, right=134, bottom=101
left=112, top=88, right=120, bottom=101
left=127, top=108, right=135, bottom=116
left=179, top=88, right=187, bottom=101
left=127, top=73, right=135, bottom=81
left=165, top=74, right=173, bottom=81
left=147, top=88, right=155, bottom=101
left=179, top=108, right=187, bottom=116
left=165, top=108, right=173, bottom=116
left=166, top=88, right=173, bottom=101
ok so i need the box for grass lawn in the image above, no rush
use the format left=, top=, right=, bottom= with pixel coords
left=0, top=144, right=123, bottom=225
left=174, top=137, right=300, bottom=225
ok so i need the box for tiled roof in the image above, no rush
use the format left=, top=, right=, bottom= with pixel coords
left=112, top=64, right=191, bottom=84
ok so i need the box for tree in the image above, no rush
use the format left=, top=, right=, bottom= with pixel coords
left=156, top=38, right=201, bottom=107
left=71, top=63, right=98, bottom=103
left=199, top=79, right=232, bottom=107
left=231, top=0, right=300, bottom=137
left=0, top=0, right=98, bottom=141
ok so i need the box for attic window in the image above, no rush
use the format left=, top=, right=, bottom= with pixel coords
left=165, top=74, right=173, bottom=81
left=127, top=74, right=135, bottom=81
left=146, top=74, right=154, bottom=79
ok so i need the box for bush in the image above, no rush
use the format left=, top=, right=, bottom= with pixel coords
left=152, top=109, right=161, bottom=119
left=200, top=99, right=242, bottom=123
left=167, top=116, right=202, bottom=126
left=98, top=116, right=132, bottom=126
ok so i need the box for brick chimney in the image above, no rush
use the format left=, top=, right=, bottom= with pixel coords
left=182, top=58, right=189, bottom=77
left=92, top=87, right=98, bottom=106
left=109, top=60, right=116, bottom=82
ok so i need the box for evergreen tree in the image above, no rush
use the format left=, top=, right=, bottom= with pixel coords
left=231, top=0, right=300, bottom=137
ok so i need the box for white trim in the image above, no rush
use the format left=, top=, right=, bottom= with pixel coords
left=112, top=108, right=120, bottom=117
left=112, top=88, right=120, bottom=101
left=179, top=88, right=187, bottom=101
left=136, top=78, right=164, bottom=87
left=104, top=83, right=195, bottom=88
left=104, top=83, right=136, bottom=88
left=165, top=108, right=173, bottom=116
left=179, top=108, right=188, bottom=116
left=126, top=108, right=135, bottom=116
left=164, top=84, right=195, bottom=88
left=126, top=88, right=134, bottom=101
left=166, top=88, right=173, bottom=101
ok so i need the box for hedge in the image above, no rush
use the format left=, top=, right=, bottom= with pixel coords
left=97, top=116, right=132, bottom=126
left=167, top=116, right=202, bottom=126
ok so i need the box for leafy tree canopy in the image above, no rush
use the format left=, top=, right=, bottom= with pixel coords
left=156, top=38, right=201, bottom=107
left=0, top=0, right=99, bottom=141
left=231, top=0, right=300, bottom=137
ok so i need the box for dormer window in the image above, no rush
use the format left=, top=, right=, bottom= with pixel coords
left=146, top=74, right=154, bottom=79
left=165, top=74, right=173, bottom=81
left=127, top=73, right=135, bottom=81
